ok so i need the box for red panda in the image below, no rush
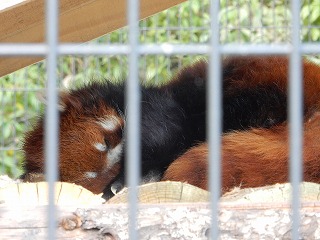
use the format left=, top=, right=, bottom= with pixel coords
left=162, top=56, right=320, bottom=193
left=22, top=62, right=208, bottom=197
left=22, top=56, right=320, bottom=198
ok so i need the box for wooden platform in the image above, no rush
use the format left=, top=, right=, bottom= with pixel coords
left=1, top=181, right=320, bottom=239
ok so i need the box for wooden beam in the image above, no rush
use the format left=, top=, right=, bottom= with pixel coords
left=1, top=182, right=320, bottom=238
left=0, top=0, right=185, bottom=77
left=1, top=203, right=320, bottom=239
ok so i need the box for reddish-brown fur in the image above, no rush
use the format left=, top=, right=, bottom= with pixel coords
left=163, top=113, right=320, bottom=192
left=23, top=56, right=320, bottom=195
left=163, top=57, right=320, bottom=192
left=222, top=56, right=320, bottom=112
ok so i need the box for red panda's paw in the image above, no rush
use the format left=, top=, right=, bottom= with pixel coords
left=162, top=143, right=209, bottom=191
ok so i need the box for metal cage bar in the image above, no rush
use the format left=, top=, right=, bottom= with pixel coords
left=289, top=0, right=303, bottom=239
left=126, top=0, right=141, bottom=238
left=45, top=0, right=59, bottom=239
left=208, top=0, right=222, bottom=239
left=1, top=43, right=320, bottom=57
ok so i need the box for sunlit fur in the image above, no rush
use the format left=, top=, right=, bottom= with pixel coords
left=163, top=56, right=320, bottom=193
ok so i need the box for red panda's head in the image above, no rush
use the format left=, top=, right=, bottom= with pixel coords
left=22, top=83, right=125, bottom=194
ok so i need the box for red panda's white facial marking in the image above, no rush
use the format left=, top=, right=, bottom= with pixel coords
left=94, top=142, right=108, bottom=152
left=92, top=140, right=124, bottom=171
left=84, top=171, right=98, bottom=179
left=94, top=114, right=125, bottom=170
left=98, top=115, right=123, bottom=132
left=106, top=141, right=124, bottom=170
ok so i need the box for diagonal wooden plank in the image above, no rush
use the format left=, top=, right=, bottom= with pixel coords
left=0, top=0, right=186, bottom=78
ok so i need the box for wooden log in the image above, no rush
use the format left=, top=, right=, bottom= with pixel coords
left=1, top=202, right=320, bottom=239
left=0, top=0, right=186, bottom=78
left=220, top=181, right=320, bottom=203
left=1, top=180, right=320, bottom=239
left=107, top=181, right=320, bottom=204
left=107, top=181, right=210, bottom=204
left=0, top=181, right=104, bottom=206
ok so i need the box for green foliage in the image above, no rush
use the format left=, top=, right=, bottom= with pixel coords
left=0, top=0, right=319, bottom=177
left=0, top=64, right=46, bottom=177
left=220, top=0, right=320, bottom=43
left=301, top=1, right=320, bottom=41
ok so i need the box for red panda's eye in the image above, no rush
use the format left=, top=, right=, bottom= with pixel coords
left=117, top=128, right=124, bottom=139
left=104, top=137, right=111, bottom=151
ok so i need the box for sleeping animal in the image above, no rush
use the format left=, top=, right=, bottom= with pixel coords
left=22, top=61, right=208, bottom=198
left=22, top=56, right=320, bottom=198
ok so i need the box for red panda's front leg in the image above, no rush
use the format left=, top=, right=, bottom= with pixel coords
left=162, top=112, right=320, bottom=193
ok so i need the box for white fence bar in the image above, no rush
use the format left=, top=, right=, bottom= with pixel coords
left=1, top=43, right=320, bottom=57
left=208, top=0, right=222, bottom=239
left=289, top=0, right=303, bottom=239
left=45, top=0, right=59, bottom=239
left=126, top=0, right=140, bottom=239
left=0, top=44, right=48, bottom=56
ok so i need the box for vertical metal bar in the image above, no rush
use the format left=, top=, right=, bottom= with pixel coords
left=45, top=0, right=59, bottom=239
left=289, top=0, right=302, bottom=239
left=126, top=0, right=140, bottom=239
left=208, top=0, right=222, bottom=239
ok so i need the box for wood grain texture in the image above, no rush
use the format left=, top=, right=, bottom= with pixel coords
left=107, top=181, right=210, bottom=204
left=1, top=202, right=320, bottom=239
left=0, top=181, right=104, bottom=206
left=0, top=0, right=185, bottom=77
left=221, top=182, right=320, bottom=203
left=1, top=181, right=320, bottom=239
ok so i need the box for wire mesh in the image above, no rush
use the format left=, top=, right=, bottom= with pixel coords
left=0, top=0, right=320, bottom=239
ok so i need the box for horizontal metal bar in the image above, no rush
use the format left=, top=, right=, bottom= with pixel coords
left=0, top=44, right=47, bottom=56
left=0, top=43, right=320, bottom=56
left=220, top=44, right=291, bottom=55
left=59, top=44, right=130, bottom=55
left=0, top=88, right=44, bottom=91
left=139, top=44, right=209, bottom=54
left=301, top=44, right=320, bottom=54
left=0, top=147, right=20, bottom=151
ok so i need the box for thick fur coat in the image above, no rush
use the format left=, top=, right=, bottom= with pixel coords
left=22, top=56, right=320, bottom=197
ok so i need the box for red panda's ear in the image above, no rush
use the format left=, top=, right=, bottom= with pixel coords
left=36, top=89, right=69, bottom=112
